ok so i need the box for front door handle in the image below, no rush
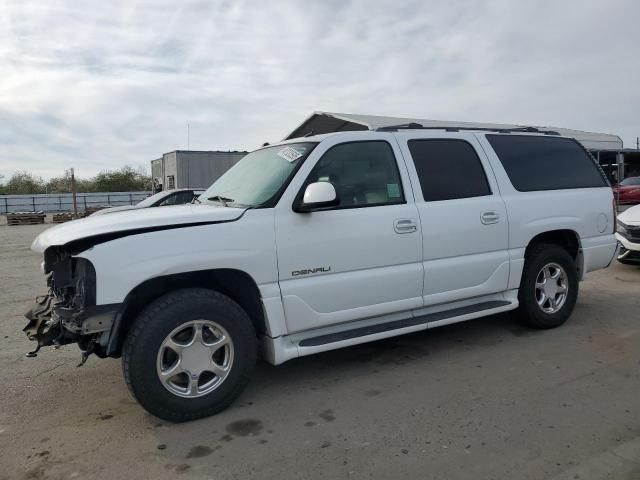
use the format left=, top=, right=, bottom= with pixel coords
left=481, top=210, right=500, bottom=225
left=394, top=218, right=417, bottom=234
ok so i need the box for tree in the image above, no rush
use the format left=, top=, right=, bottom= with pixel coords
left=45, top=170, right=95, bottom=193
left=92, top=165, right=151, bottom=192
left=0, top=166, right=151, bottom=195
left=1, top=171, right=45, bottom=194
left=45, top=171, right=73, bottom=193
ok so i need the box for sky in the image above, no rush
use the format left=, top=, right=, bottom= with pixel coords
left=1, top=0, right=639, bottom=180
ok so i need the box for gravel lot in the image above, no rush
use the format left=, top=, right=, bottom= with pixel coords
left=1, top=223, right=639, bottom=480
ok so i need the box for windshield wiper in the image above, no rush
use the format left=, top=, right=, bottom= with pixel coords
left=207, top=195, right=234, bottom=207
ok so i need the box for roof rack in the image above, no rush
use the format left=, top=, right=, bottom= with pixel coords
left=375, top=123, right=560, bottom=136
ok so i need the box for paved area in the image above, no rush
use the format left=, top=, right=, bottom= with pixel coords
left=1, top=224, right=639, bottom=480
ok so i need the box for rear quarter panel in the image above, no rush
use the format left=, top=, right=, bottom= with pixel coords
left=475, top=134, right=617, bottom=287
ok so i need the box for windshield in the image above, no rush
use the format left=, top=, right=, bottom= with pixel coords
left=136, top=190, right=173, bottom=207
left=199, top=142, right=316, bottom=207
left=620, top=177, right=640, bottom=186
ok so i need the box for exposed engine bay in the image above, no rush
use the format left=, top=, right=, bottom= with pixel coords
left=23, top=246, right=113, bottom=363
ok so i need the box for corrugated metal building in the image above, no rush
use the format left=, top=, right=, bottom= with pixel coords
left=285, top=111, right=623, bottom=149
left=151, top=150, right=247, bottom=191
left=285, top=112, right=627, bottom=183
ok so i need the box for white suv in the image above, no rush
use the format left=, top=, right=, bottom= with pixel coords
left=25, top=127, right=618, bottom=421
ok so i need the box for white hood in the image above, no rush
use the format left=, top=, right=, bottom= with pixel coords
left=32, top=204, right=245, bottom=253
left=618, top=205, right=640, bottom=226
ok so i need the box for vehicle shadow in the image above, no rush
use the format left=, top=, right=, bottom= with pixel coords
left=244, top=311, right=535, bottom=402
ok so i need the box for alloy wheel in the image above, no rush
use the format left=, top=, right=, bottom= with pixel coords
left=156, top=320, right=234, bottom=398
left=534, top=262, right=568, bottom=314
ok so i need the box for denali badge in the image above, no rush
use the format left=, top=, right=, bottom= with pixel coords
left=291, top=266, right=331, bottom=277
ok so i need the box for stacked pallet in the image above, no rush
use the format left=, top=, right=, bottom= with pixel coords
left=82, top=206, right=108, bottom=217
left=52, top=212, right=75, bottom=223
left=7, top=211, right=46, bottom=226
left=51, top=206, right=109, bottom=223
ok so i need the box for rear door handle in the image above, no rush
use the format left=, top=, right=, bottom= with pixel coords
left=394, top=218, right=417, bottom=234
left=481, top=211, right=500, bottom=225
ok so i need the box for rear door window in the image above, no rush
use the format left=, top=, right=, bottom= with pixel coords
left=407, top=139, right=491, bottom=201
left=486, top=135, right=608, bottom=191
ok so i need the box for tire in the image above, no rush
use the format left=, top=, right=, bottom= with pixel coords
left=517, top=243, right=578, bottom=329
left=122, top=288, right=256, bottom=422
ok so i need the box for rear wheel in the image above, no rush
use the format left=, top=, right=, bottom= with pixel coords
left=122, top=288, right=256, bottom=422
left=517, top=244, right=578, bottom=329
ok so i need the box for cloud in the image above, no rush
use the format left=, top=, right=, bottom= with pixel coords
left=0, top=0, right=638, bottom=179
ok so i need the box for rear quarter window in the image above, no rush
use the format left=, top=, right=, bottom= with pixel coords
left=486, top=135, right=608, bottom=191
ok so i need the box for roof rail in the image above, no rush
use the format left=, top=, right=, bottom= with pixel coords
left=375, top=123, right=560, bottom=136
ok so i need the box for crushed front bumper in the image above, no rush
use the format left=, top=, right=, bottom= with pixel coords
left=24, top=293, right=119, bottom=350
left=24, top=293, right=67, bottom=347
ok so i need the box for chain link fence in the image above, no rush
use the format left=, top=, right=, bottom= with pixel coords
left=0, top=191, right=151, bottom=214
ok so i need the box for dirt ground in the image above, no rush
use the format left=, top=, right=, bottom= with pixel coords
left=1, top=223, right=639, bottom=480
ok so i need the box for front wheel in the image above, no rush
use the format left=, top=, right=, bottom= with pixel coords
left=122, top=288, right=256, bottom=422
left=517, top=244, right=579, bottom=329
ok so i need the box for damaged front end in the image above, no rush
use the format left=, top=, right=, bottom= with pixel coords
left=24, top=246, right=115, bottom=363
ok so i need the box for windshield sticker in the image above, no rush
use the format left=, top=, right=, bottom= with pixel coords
left=277, top=146, right=304, bottom=162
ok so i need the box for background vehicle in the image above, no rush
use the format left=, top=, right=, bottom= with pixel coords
left=613, top=176, right=640, bottom=205
left=25, top=128, right=617, bottom=421
left=616, top=204, right=640, bottom=264
left=91, top=188, right=204, bottom=216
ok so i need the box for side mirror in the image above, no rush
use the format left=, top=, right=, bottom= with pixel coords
left=296, top=182, right=339, bottom=212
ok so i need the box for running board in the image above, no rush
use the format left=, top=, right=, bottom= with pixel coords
left=298, top=300, right=510, bottom=347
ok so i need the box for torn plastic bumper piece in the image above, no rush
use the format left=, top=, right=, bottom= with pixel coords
left=24, top=292, right=119, bottom=357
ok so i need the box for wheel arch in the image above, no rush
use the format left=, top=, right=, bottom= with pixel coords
left=524, top=229, right=583, bottom=277
left=106, top=268, right=266, bottom=357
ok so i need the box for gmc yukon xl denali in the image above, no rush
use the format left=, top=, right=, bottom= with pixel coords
left=24, top=127, right=618, bottom=421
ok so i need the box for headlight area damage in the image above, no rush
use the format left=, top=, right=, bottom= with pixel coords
left=24, top=246, right=115, bottom=365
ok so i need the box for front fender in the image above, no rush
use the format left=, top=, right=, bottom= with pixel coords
left=77, top=209, right=278, bottom=305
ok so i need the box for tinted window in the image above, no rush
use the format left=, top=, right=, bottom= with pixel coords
left=304, top=141, right=404, bottom=208
left=178, top=191, right=196, bottom=203
left=136, top=190, right=171, bottom=207
left=157, top=191, right=193, bottom=206
left=157, top=192, right=181, bottom=206
left=486, top=135, right=608, bottom=191
left=408, top=139, right=491, bottom=201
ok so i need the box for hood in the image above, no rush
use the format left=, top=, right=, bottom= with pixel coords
left=90, top=205, right=139, bottom=216
left=32, top=204, right=245, bottom=253
left=618, top=204, right=640, bottom=226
